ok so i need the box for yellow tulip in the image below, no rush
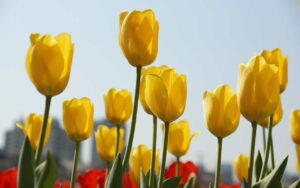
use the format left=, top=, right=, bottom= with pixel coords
left=233, top=154, right=248, bottom=182
left=129, top=144, right=160, bottom=185
left=290, top=110, right=300, bottom=145
left=119, top=9, right=159, bottom=67
left=139, top=65, right=169, bottom=114
left=104, top=88, right=132, bottom=125
left=258, top=97, right=283, bottom=128
left=203, top=85, right=240, bottom=138
left=144, top=68, right=187, bottom=123
left=16, top=113, right=52, bottom=150
left=164, top=120, right=199, bottom=157
left=62, top=97, right=94, bottom=142
left=94, top=125, right=124, bottom=162
left=296, top=145, right=300, bottom=174
left=260, top=48, right=288, bottom=93
left=237, top=55, right=280, bottom=123
left=26, top=33, right=74, bottom=96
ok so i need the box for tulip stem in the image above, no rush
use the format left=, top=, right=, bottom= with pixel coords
left=176, top=156, right=180, bottom=177
left=114, top=125, right=120, bottom=159
left=262, top=127, right=266, bottom=152
left=122, top=66, right=142, bottom=169
left=149, top=115, right=157, bottom=187
left=35, top=96, right=52, bottom=164
left=70, top=141, right=80, bottom=188
left=214, top=137, right=223, bottom=188
left=270, top=134, right=275, bottom=168
left=248, top=121, right=257, bottom=187
left=158, top=122, right=170, bottom=188
left=260, top=114, right=273, bottom=179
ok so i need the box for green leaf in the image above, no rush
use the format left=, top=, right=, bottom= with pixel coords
left=183, top=176, right=195, bottom=188
left=288, top=179, right=300, bottom=188
left=163, top=176, right=181, bottom=188
left=34, top=152, right=58, bottom=188
left=106, top=154, right=123, bottom=188
left=252, top=156, right=288, bottom=188
left=140, top=170, right=150, bottom=188
left=241, top=178, right=247, bottom=188
left=254, top=151, right=263, bottom=183
left=208, top=183, right=213, bottom=188
left=17, top=137, right=34, bottom=188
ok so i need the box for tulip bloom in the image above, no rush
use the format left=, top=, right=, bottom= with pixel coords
left=26, top=33, right=74, bottom=96
left=237, top=55, right=280, bottom=123
left=258, top=97, right=283, bottom=128
left=78, top=169, right=107, bottom=188
left=62, top=97, right=94, bottom=142
left=0, top=168, right=17, bottom=188
left=119, top=9, right=159, bottom=67
left=164, top=120, right=199, bottom=157
left=54, top=182, right=71, bottom=188
left=140, top=65, right=168, bottom=114
left=290, top=110, right=300, bottom=145
left=165, top=161, right=198, bottom=185
left=16, top=113, right=52, bottom=150
left=145, top=68, right=187, bottom=123
left=260, top=48, right=288, bottom=93
left=94, top=125, right=125, bottom=162
left=129, top=145, right=160, bottom=185
left=233, top=154, right=248, bottom=182
left=104, top=88, right=132, bottom=126
left=203, top=85, right=240, bottom=138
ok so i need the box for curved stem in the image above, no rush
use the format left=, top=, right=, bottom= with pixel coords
left=70, top=141, right=80, bottom=188
left=149, top=115, right=157, bottom=187
left=176, top=156, right=180, bottom=177
left=260, top=114, right=273, bottom=179
left=214, top=138, right=223, bottom=188
left=262, top=127, right=266, bottom=152
left=158, top=122, right=170, bottom=188
left=270, top=134, right=275, bottom=169
left=35, top=96, right=52, bottom=164
left=122, top=66, right=142, bottom=169
left=247, top=121, right=257, bottom=188
left=114, top=125, right=120, bottom=159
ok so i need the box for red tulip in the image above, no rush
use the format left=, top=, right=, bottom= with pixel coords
left=0, top=168, right=17, bottom=188
left=123, top=172, right=138, bottom=188
left=165, top=161, right=198, bottom=185
left=78, top=169, right=107, bottom=188
left=54, top=181, right=70, bottom=188
left=220, top=184, right=240, bottom=188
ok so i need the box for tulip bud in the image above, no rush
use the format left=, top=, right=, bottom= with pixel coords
left=237, top=55, right=280, bottom=123
left=258, top=97, right=283, bottom=128
left=203, top=85, right=240, bottom=138
left=104, top=88, right=132, bottom=126
left=260, top=48, right=288, bottom=93
left=129, top=144, right=160, bottom=185
left=119, top=9, right=159, bottom=67
left=16, top=113, right=52, bottom=150
left=290, top=110, right=300, bottom=145
left=62, top=97, right=94, bottom=142
left=145, top=68, right=187, bottom=123
left=26, top=33, right=74, bottom=96
left=94, top=125, right=124, bottom=162
left=139, top=65, right=169, bottom=114
left=163, top=120, right=199, bottom=157
left=233, top=154, right=248, bottom=182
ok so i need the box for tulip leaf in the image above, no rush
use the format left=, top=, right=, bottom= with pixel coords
left=34, top=152, right=58, bottom=188
left=106, top=154, right=123, bottom=188
left=17, top=137, right=35, bottom=188
left=288, top=179, right=300, bottom=188
left=241, top=178, right=247, bottom=188
left=254, top=151, right=263, bottom=183
left=252, top=156, right=288, bottom=188
left=163, top=176, right=181, bottom=188
left=140, top=170, right=150, bottom=188
left=183, top=176, right=195, bottom=188
left=208, top=183, right=213, bottom=188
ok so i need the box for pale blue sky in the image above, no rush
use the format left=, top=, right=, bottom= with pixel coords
left=1, top=0, right=300, bottom=174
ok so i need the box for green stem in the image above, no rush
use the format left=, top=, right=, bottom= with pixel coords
left=248, top=121, right=257, bottom=188
left=214, top=138, right=223, bottom=188
left=114, top=125, right=120, bottom=159
left=260, top=114, right=273, bottom=179
left=176, top=156, right=180, bottom=177
left=262, top=127, right=266, bottom=152
left=122, top=66, right=142, bottom=169
left=35, top=96, right=52, bottom=164
left=70, top=141, right=80, bottom=188
left=158, top=122, right=170, bottom=188
left=149, top=115, right=157, bottom=187
left=270, top=134, right=275, bottom=169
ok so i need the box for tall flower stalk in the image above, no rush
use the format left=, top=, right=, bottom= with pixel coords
left=149, top=115, right=158, bottom=187
left=248, top=121, right=257, bottom=187
left=158, top=122, right=170, bottom=188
